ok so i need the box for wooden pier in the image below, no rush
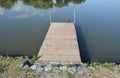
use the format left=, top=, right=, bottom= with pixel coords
left=37, top=23, right=81, bottom=64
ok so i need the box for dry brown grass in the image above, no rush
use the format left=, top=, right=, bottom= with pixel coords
left=1, top=56, right=120, bottom=78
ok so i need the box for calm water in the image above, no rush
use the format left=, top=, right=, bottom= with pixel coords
left=0, top=0, right=120, bottom=62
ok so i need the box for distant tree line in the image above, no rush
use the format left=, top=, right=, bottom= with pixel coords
left=0, top=0, right=85, bottom=9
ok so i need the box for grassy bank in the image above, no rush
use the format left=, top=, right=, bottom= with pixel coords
left=0, top=56, right=120, bottom=78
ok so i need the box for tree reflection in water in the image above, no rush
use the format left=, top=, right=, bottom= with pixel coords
left=0, top=0, right=85, bottom=10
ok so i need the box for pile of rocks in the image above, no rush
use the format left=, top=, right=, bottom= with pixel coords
left=19, top=60, right=95, bottom=75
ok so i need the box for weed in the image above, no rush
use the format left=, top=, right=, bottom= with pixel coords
left=89, top=62, right=98, bottom=67
left=17, top=67, right=23, bottom=72
left=66, top=64, right=72, bottom=68
left=26, top=69, right=34, bottom=72
left=67, top=72, right=75, bottom=78
left=30, top=55, right=37, bottom=64
left=47, top=70, right=54, bottom=73
left=103, top=62, right=114, bottom=69
left=0, top=64, right=8, bottom=74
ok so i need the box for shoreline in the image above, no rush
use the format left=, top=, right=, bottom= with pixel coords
left=1, top=55, right=120, bottom=78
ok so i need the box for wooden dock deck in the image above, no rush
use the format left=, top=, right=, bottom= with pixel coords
left=37, top=23, right=81, bottom=64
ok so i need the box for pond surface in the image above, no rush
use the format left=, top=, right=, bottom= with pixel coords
left=0, top=0, right=120, bottom=62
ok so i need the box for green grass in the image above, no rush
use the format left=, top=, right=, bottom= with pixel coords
left=103, top=62, right=114, bottom=69
left=67, top=72, right=75, bottom=78
left=0, top=65, right=5, bottom=74
left=66, top=64, right=72, bottom=68
left=88, top=62, right=99, bottom=67
left=30, top=55, right=37, bottom=64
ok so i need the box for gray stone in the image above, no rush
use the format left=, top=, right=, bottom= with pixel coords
left=77, top=66, right=88, bottom=75
left=53, top=67, right=61, bottom=73
left=59, top=66, right=67, bottom=71
left=19, top=63, right=24, bottom=68
left=0, top=56, right=4, bottom=58
left=19, top=59, right=31, bottom=68
left=23, top=60, right=31, bottom=67
left=25, top=56, right=29, bottom=60
left=88, top=66, right=95, bottom=70
left=70, top=66, right=77, bottom=73
left=23, top=65, right=29, bottom=69
left=44, top=64, right=52, bottom=71
left=36, top=66, right=43, bottom=72
left=57, top=64, right=63, bottom=67
left=30, top=64, right=37, bottom=70
left=68, top=64, right=80, bottom=73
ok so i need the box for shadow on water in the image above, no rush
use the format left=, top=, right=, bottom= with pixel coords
left=75, top=24, right=91, bottom=63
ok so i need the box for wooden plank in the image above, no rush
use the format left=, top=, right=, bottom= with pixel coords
left=37, top=23, right=81, bottom=63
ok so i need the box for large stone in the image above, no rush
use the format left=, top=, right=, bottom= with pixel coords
left=30, top=64, right=37, bottom=70
left=72, top=64, right=81, bottom=68
left=25, top=56, right=29, bottom=60
left=70, top=66, right=77, bottom=73
left=53, top=67, right=61, bottom=73
left=23, top=60, right=31, bottom=67
left=88, top=66, right=95, bottom=70
left=44, top=64, right=52, bottom=71
left=77, top=66, right=88, bottom=75
left=59, top=66, right=67, bottom=71
left=19, top=63, right=24, bottom=68
left=68, top=64, right=80, bottom=73
left=57, top=64, right=63, bottom=68
left=23, top=65, right=29, bottom=69
left=36, top=66, right=43, bottom=72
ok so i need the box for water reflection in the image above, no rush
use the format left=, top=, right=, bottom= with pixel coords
left=0, top=0, right=15, bottom=9
left=0, top=0, right=85, bottom=10
left=0, top=1, right=49, bottom=19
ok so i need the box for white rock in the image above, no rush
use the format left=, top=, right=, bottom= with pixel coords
left=23, top=65, right=29, bottom=69
left=36, top=66, right=43, bottom=72
left=77, top=66, right=88, bottom=75
left=53, top=67, right=61, bottom=73
left=30, top=64, right=37, bottom=70
left=70, top=66, right=77, bottom=73
left=88, top=66, right=95, bottom=70
left=118, top=64, right=120, bottom=68
left=59, top=66, right=67, bottom=71
left=19, top=64, right=24, bottom=68
left=44, top=65, right=52, bottom=71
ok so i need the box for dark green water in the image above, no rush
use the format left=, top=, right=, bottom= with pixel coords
left=0, top=0, right=120, bottom=62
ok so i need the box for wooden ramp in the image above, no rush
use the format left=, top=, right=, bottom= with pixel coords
left=37, top=23, right=81, bottom=64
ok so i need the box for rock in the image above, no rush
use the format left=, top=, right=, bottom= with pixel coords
left=77, top=66, right=88, bottom=75
left=25, top=56, right=29, bottom=60
left=41, top=64, right=46, bottom=69
left=36, top=66, right=43, bottom=72
left=44, top=64, right=52, bottom=71
left=19, top=60, right=31, bottom=69
left=68, top=64, right=81, bottom=73
left=53, top=67, right=61, bottom=73
left=119, top=64, right=120, bottom=68
left=30, top=64, right=37, bottom=70
left=23, top=65, right=29, bottom=69
left=72, top=64, right=81, bottom=68
left=88, top=66, right=95, bottom=70
left=70, top=66, right=77, bottom=73
left=19, top=63, right=24, bottom=68
left=23, top=60, right=31, bottom=67
left=59, top=66, right=67, bottom=71
left=57, top=64, right=63, bottom=68
left=0, top=56, right=4, bottom=58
